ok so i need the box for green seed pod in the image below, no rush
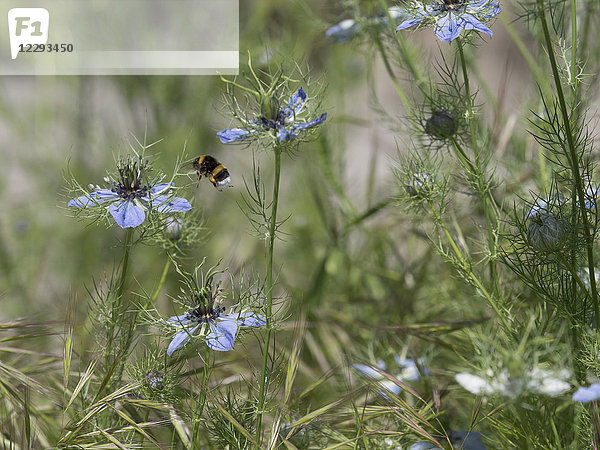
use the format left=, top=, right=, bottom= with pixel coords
left=404, top=173, right=433, bottom=199
left=165, top=216, right=183, bottom=241
left=425, top=110, right=458, bottom=139
left=260, top=94, right=280, bottom=121
left=527, top=214, right=568, bottom=252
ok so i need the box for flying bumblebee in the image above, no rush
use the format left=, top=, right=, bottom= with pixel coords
left=189, top=155, right=231, bottom=191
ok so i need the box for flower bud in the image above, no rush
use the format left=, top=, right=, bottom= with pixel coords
left=260, top=94, right=280, bottom=121
left=146, top=371, right=164, bottom=390
left=527, top=214, right=568, bottom=252
left=425, top=110, right=458, bottom=139
left=165, top=216, right=183, bottom=241
left=404, top=173, right=433, bottom=199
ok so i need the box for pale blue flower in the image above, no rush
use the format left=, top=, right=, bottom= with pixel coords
left=167, top=307, right=265, bottom=354
left=573, top=383, right=600, bottom=402
left=326, top=19, right=362, bottom=43
left=352, top=357, right=425, bottom=396
left=69, top=158, right=191, bottom=228
left=396, top=0, right=501, bottom=43
left=217, top=87, right=327, bottom=144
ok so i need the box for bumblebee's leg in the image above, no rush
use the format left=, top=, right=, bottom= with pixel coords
left=209, top=176, right=217, bottom=188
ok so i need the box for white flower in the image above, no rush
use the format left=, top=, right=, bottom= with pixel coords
left=456, top=367, right=570, bottom=398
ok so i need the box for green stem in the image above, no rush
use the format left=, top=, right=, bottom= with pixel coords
left=538, top=0, right=600, bottom=323
left=372, top=34, right=411, bottom=113
left=427, top=201, right=511, bottom=332
left=104, top=228, right=134, bottom=376
left=150, top=258, right=171, bottom=304
left=570, top=0, right=577, bottom=86
left=255, top=145, right=282, bottom=444
left=116, top=228, right=135, bottom=301
left=456, top=38, right=500, bottom=297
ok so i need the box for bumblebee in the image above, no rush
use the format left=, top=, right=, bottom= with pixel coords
left=190, top=155, right=231, bottom=191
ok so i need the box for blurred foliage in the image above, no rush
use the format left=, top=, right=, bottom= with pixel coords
left=1, top=0, right=600, bottom=448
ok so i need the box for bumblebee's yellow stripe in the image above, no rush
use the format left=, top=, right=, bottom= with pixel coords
left=213, top=164, right=226, bottom=175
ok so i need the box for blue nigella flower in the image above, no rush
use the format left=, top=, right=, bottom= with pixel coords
left=217, top=87, right=327, bottom=144
left=572, top=383, right=600, bottom=403
left=396, top=0, right=501, bottom=43
left=69, top=157, right=192, bottom=228
left=326, top=19, right=362, bottom=43
left=167, top=305, right=266, bottom=354
left=352, top=356, right=425, bottom=396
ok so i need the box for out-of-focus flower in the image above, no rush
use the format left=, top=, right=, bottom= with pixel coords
left=146, top=371, right=164, bottom=390
left=69, top=157, right=191, bottom=229
left=217, top=87, right=326, bottom=144
left=326, top=7, right=410, bottom=43
left=572, top=383, right=600, bottom=402
left=352, top=357, right=425, bottom=396
left=167, top=306, right=265, bottom=354
left=579, top=186, right=600, bottom=209
left=326, top=19, right=362, bottom=42
left=405, top=173, right=434, bottom=199
left=527, top=214, right=568, bottom=252
left=425, top=110, right=458, bottom=139
left=396, top=0, right=501, bottom=43
left=456, top=368, right=570, bottom=398
left=164, top=216, right=183, bottom=241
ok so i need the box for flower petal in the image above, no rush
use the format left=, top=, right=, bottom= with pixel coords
left=167, top=314, right=193, bottom=326
left=395, top=357, right=421, bottom=381
left=573, top=383, right=600, bottom=402
left=455, top=373, right=493, bottom=395
left=293, top=113, right=327, bottom=132
left=150, top=195, right=192, bottom=213
left=531, top=377, right=571, bottom=397
left=108, top=200, right=146, bottom=228
left=167, top=324, right=200, bottom=356
left=458, top=13, right=493, bottom=36
left=467, top=0, right=501, bottom=19
left=380, top=380, right=402, bottom=396
left=396, top=16, right=426, bottom=31
left=352, top=364, right=384, bottom=380
left=396, top=4, right=430, bottom=30
left=233, top=311, right=266, bottom=327
left=387, top=6, right=409, bottom=23
left=206, top=318, right=239, bottom=351
left=68, top=189, right=118, bottom=208
left=285, top=87, right=308, bottom=117
left=217, top=128, right=251, bottom=143
left=326, top=19, right=362, bottom=43
left=150, top=183, right=171, bottom=196
left=434, top=14, right=462, bottom=43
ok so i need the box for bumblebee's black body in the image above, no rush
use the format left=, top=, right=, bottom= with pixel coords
left=191, top=155, right=231, bottom=191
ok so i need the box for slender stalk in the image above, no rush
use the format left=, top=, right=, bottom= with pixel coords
left=455, top=38, right=500, bottom=296
left=427, top=201, right=511, bottom=332
left=116, top=228, right=135, bottom=302
left=570, top=0, right=577, bottom=86
left=150, top=258, right=171, bottom=304
left=372, top=34, right=411, bottom=113
left=104, top=228, right=134, bottom=376
left=255, top=145, right=282, bottom=443
left=538, top=0, right=600, bottom=322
